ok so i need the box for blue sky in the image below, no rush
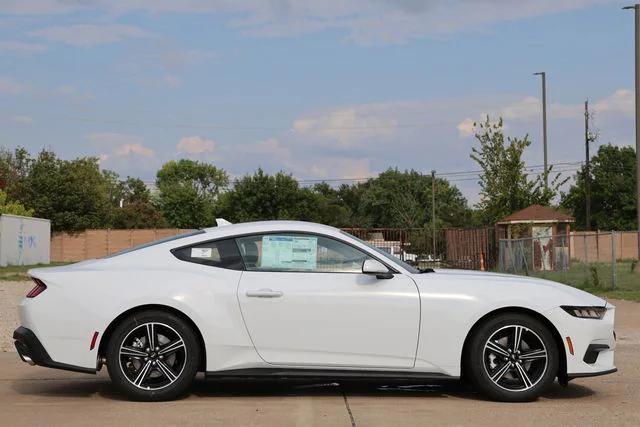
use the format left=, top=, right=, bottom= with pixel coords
left=0, top=0, right=634, bottom=203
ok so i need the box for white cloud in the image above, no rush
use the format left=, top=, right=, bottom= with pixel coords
left=177, top=136, right=216, bottom=154
left=30, top=24, right=152, bottom=47
left=4, top=0, right=609, bottom=45
left=0, top=0, right=84, bottom=14
left=115, top=143, right=155, bottom=158
left=456, top=88, right=634, bottom=139
left=0, top=41, right=46, bottom=53
left=456, top=118, right=475, bottom=138
left=10, top=115, right=34, bottom=124
left=87, top=133, right=158, bottom=175
left=307, top=158, right=373, bottom=180
left=0, top=76, right=24, bottom=94
left=293, top=104, right=399, bottom=148
left=501, top=96, right=540, bottom=121
left=593, top=89, right=634, bottom=116
left=86, top=133, right=156, bottom=157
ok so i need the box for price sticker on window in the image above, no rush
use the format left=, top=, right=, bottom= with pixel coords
left=190, top=247, right=212, bottom=258
left=260, top=235, right=317, bottom=270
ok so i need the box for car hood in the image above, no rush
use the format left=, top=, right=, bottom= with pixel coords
left=417, top=268, right=607, bottom=307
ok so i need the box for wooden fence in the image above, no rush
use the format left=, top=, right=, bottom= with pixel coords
left=445, top=227, right=496, bottom=270
left=50, top=229, right=193, bottom=262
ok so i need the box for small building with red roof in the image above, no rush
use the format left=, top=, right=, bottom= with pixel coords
left=496, top=205, right=574, bottom=271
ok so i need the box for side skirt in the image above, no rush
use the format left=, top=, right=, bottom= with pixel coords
left=205, top=368, right=459, bottom=382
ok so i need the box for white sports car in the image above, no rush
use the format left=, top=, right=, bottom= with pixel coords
left=14, top=220, right=616, bottom=401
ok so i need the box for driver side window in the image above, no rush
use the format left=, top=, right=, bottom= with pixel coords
left=235, top=233, right=372, bottom=273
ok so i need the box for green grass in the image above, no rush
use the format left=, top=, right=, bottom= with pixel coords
left=0, top=262, right=71, bottom=281
left=526, top=261, right=640, bottom=302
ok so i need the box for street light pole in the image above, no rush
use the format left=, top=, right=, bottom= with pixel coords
left=431, top=170, right=436, bottom=259
left=534, top=72, right=549, bottom=190
left=623, top=5, right=640, bottom=260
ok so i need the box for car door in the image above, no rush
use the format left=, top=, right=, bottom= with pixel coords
left=235, top=233, right=420, bottom=369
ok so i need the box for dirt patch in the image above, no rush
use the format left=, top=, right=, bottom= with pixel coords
left=0, top=281, right=31, bottom=352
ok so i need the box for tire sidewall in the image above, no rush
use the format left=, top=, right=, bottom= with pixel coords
left=466, top=313, right=559, bottom=402
left=106, top=310, right=200, bottom=401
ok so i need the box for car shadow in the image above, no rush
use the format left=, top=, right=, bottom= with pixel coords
left=11, top=374, right=595, bottom=402
left=190, top=378, right=594, bottom=401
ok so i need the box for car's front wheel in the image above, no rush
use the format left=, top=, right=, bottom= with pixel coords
left=465, top=313, right=559, bottom=402
left=106, top=310, right=200, bottom=401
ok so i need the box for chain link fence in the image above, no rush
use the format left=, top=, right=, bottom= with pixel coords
left=498, top=231, right=640, bottom=289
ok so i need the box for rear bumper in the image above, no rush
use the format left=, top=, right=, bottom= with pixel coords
left=13, top=326, right=95, bottom=374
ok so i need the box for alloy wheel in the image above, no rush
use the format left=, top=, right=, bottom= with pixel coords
left=482, top=324, right=548, bottom=392
left=118, top=322, right=187, bottom=390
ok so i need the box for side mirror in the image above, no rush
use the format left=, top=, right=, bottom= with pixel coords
left=362, top=259, right=393, bottom=279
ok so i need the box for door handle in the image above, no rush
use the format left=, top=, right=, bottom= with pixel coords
left=245, top=289, right=284, bottom=298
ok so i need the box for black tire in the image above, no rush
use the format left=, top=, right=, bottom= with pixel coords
left=106, top=310, right=200, bottom=401
left=464, top=313, right=559, bottom=402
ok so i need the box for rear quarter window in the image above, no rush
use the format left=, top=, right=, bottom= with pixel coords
left=171, top=238, right=244, bottom=270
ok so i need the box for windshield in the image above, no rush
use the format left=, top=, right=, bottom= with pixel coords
left=103, top=230, right=205, bottom=258
left=341, top=231, right=421, bottom=274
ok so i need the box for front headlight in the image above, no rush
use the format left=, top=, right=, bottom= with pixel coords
left=561, top=305, right=607, bottom=319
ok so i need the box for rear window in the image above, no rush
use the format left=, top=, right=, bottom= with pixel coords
left=171, top=238, right=244, bottom=270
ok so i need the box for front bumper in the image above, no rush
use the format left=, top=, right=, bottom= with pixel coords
left=546, top=305, right=617, bottom=379
left=13, top=326, right=95, bottom=374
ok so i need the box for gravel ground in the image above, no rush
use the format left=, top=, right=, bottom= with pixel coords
left=0, top=281, right=30, bottom=352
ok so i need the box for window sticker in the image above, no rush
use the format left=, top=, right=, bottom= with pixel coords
left=191, top=247, right=212, bottom=258
left=260, top=235, right=317, bottom=270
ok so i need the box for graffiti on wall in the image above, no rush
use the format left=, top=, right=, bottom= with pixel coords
left=17, top=222, right=37, bottom=264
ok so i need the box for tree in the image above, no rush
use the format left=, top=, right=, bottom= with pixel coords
left=112, top=201, right=168, bottom=229
left=218, top=169, right=320, bottom=222
left=0, top=147, right=31, bottom=200
left=309, top=183, right=352, bottom=227
left=156, top=160, right=228, bottom=228
left=471, top=116, right=566, bottom=224
left=356, top=169, right=470, bottom=228
left=561, top=144, right=637, bottom=230
left=0, top=190, right=33, bottom=216
left=336, top=182, right=372, bottom=227
left=107, top=176, right=166, bottom=229
left=21, top=150, right=111, bottom=231
left=121, top=177, right=152, bottom=204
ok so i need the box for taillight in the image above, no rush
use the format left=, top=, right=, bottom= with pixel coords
left=26, top=278, right=47, bottom=298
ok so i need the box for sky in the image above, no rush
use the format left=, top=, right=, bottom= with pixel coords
left=0, top=0, right=635, bottom=204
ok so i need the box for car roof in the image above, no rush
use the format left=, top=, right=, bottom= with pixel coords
left=200, top=220, right=341, bottom=238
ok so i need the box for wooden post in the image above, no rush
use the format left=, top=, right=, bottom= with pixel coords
left=84, top=230, right=89, bottom=260
left=60, top=233, right=65, bottom=263
left=612, top=231, right=617, bottom=289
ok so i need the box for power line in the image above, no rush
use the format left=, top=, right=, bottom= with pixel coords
left=140, top=160, right=621, bottom=188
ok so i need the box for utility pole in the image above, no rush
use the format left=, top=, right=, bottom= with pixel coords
left=431, top=170, right=436, bottom=258
left=585, top=100, right=591, bottom=231
left=534, top=72, right=549, bottom=190
left=623, top=4, right=640, bottom=260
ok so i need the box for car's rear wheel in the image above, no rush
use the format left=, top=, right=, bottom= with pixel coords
left=465, top=313, right=559, bottom=402
left=106, top=310, right=200, bottom=401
